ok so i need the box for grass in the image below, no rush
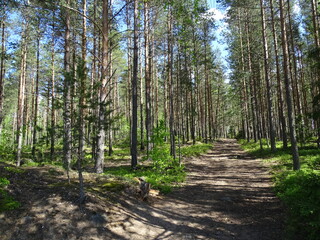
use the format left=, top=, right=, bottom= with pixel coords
left=239, top=139, right=320, bottom=240
left=104, top=142, right=212, bottom=193
left=104, top=165, right=186, bottom=193
left=0, top=177, right=20, bottom=212
left=180, top=142, right=212, bottom=157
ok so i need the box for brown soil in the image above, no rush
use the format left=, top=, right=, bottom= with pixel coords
left=0, top=139, right=284, bottom=240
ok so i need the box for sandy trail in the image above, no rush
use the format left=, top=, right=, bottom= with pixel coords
left=109, top=139, right=284, bottom=239
left=0, top=139, right=284, bottom=240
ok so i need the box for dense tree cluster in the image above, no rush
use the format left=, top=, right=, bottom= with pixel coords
left=0, top=0, right=228, bottom=176
left=222, top=0, right=320, bottom=170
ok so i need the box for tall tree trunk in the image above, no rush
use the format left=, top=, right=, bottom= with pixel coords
left=144, top=0, right=152, bottom=159
left=16, top=26, right=28, bottom=166
left=311, top=0, right=320, bottom=146
left=0, top=18, right=5, bottom=128
left=168, top=7, right=175, bottom=158
left=50, top=12, right=56, bottom=161
left=126, top=0, right=132, bottom=125
left=77, top=0, right=87, bottom=204
left=139, top=40, right=145, bottom=151
left=204, top=22, right=209, bottom=143
left=238, top=9, right=250, bottom=141
left=95, top=0, right=109, bottom=173
left=90, top=0, right=98, bottom=161
left=131, top=0, right=138, bottom=169
left=245, top=15, right=257, bottom=142
left=63, top=0, right=72, bottom=177
left=260, top=0, right=276, bottom=151
left=32, top=23, right=40, bottom=158
left=270, top=0, right=287, bottom=148
left=279, top=0, right=300, bottom=170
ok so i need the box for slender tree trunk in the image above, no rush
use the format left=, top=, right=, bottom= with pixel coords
left=131, top=0, right=138, bottom=169
left=245, top=16, right=257, bottom=142
left=139, top=40, right=145, bottom=151
left=32, top=24, right=40, bottom=158
left=77, top=0, right=87, bottom=204
left=90, top=0, right=98, bottom=161
left=126, top=0, right=132, bottom=125
left=144, top=1, right=152, bottom=158
left=279, top=0, right=300, bottom=170
left=16, top=26, right=28, bottom=166
left=237, top=9, right=250, bottom=141
left=95, top=0, right=109, bottom=173
left=50, top=12, right=56, bottom=161
left=270, top=0, right=287, bottom=148
left=204, top=22, right=209, bottom=143
left=63, top=1, right=72, bottom=176
left=168, top=7, right=175, bottom=158
left=260, top=0, right=276, bottom=151
left=0, top=18, right=5, bottom=128
left=311, top=0, right=320, bottom=146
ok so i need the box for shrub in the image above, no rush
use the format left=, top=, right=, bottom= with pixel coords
left=275, top=170, right=320, bottom=240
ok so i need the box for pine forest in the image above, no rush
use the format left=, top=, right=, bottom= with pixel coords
left=0, top=0, right=320, bottom=239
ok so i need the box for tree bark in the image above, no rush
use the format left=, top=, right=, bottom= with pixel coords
left=270, top=0, right=287, bottom=148
left=77, top=0, right=87, bottom=204
left=144, top=0, right=152, bottom=159
left=260, top=0, right=276, bottom=151
left=131, top=0, right=138, bottom=169
left=50, top=12, right=56, bottom=161
left=279, top=0, right=300, bottom=170
left=95, top=0, right=109, bottom=173
left=0, top=18, right=5, bottom=128
left=168, top=7, right=175, bottom=158
left=63, top=0, right=72, bottom=174
left=16, top=25, right=28, bottom=166
left=32, top=22, right=40, bottom=158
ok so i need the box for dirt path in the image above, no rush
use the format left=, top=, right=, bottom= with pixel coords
left=0, top=139, right=284, bottom=240
left=109, top=139, right=284, bottom=239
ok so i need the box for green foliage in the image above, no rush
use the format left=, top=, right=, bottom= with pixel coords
left=100, top=181, right=125, bottom=192
left=0, top=177, right=10, bottom=187
left=103, top=123, right=213, bottom=193
left=240, top=139, right=320, bottom=239
left=150, top=121, right=179, bottom=171
left=0, top=143, right=14, bottom=162
left=275, top=170, right=320, bottom=240
left=0, top=190, right=21, bottom=212
left=0, top=177, right=20, bottom=212
left=104, top=165, right=186, bottom=193
left=4, top=166, right=25, bottom=174
left=180, top=143, right=212, bottom=157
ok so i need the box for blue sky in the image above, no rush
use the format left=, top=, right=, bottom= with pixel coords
left=206, top=0, right=230, bottom=81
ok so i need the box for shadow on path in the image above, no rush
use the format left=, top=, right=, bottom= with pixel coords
left=109, top=139, right=285, bottom=239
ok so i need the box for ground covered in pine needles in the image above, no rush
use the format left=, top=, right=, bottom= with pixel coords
left=0, top=139, right=284, bottom=240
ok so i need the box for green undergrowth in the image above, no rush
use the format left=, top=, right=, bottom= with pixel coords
left=104, top=165, right=185, bottom=193
left=104, top=123, right=212, bottom=193
left=180, top=143, right=212, bottom=157
left=240, top=139, right=320, bottom=240
left=0, top=177, right=20, bottom=212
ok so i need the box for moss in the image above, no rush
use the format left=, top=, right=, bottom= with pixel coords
left=4, top=166, right=25, bottom=174
left=100, top=181, right=125, bottom=192
left=0, top=190, right=21, bottom=212
left=0, top=178, right=20, bottom=212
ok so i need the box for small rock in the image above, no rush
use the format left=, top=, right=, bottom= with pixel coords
left=21, top=216, right=33, bottom=224
left=90, top=213, right=107, bottom=226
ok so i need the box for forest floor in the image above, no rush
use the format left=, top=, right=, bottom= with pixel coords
left=0, top=139, right=285, bottom=240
